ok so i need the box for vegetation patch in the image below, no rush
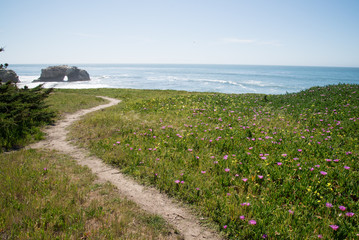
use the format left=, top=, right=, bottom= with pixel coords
left=0, top=149, right=181, bottom=240
left=0, top=83, right=55, bottom=150
left=70, top=84, right=359, bottom=239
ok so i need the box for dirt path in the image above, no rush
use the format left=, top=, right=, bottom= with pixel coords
left=30, top=96, right=222, bottom=240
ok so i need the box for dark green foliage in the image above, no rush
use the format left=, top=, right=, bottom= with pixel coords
left=0, top=80, right=56, bottom=150
left=0, top=47, right=56, bottom=150
left=0, top=47, right=8, bottom=69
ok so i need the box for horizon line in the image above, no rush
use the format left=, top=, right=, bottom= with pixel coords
left=8, top=62, right=359, bottom=69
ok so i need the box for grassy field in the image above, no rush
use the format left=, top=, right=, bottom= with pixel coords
left=0, top=90, right=182, bottom=240
left=0, top=149, right=181, bottom=240
left=46, top=90, right=107, bottom=116
left=67, top=84, right=358, bottom=239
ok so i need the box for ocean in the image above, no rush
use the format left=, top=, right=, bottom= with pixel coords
left=11, top=64, right=359, bottom=95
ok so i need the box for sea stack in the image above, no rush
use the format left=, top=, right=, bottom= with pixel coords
left=34, top=65, right=90, bottom=82
left=0, top=69, right=20, bottom=83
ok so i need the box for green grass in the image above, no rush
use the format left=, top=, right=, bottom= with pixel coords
left=46, top=89, right=107, bottom=116
left=68, top=84, right=359, bottom=239
left=0, top=149, right=181, bottom=239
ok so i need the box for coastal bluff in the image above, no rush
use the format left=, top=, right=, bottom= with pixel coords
left=34, top=65, right=90, bottom=82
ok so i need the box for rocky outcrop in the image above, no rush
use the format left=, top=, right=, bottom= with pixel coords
left=0, top=69, right=20, bottom=83
left=66, top=67, right=90, bottom=81
left=34, top=65, right=90, bottom=82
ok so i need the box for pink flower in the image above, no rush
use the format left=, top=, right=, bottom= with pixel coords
left=225, top=168, right=230, bottom=172
left=188, top=149, right=193, bottom=152
left=240, top=215, right=245, bottom=220
left=223, top=225, right=227, bottom=229
left=318, top=234, right=323, bottom=238
left=242, top=178, right=248, bottom=182
left=249, top=220, right=256, bottom=225
left=329, top=225, right=339, bottom=231
left=258, top=175, right=263, bottom=179
left=223, top=155, right=228, bottom=160
left=344, top=166, right=350, bottom=170
left=180, top=181, right=185, bottom=184
left=175, top=180, right=180, bottom=184
left=339, top=206, right=346, bottom=211
left=282, top=154, right=287, bottom=157
left=310, top=168, right=314, bottom=171
left=346, top=212, right=354, bottom=217
left=288, top=210, right=294, bottom=214
left=326, top=203, right=333, bottom=208
left=298, top=149, right=302, bottom=152
left=277, top=162, right=282, bottom=166
left=320, top=171, right=327, bottom=175
left=201, top=171, right=206, bottom=174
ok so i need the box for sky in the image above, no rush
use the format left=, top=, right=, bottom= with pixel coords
left=1, top=0, right=359, bottom=67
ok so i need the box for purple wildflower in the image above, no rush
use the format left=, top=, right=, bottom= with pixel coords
left=329, top=225, right=339, bottom=231
left=339, top=206, right=346, bottom=211
left=249, top=220, right=256, bottom=225
left=326, top=203, right=333, bottom=208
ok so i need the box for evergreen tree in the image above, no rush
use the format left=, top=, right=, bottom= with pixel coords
left=0, top=47, right=56, bottom=150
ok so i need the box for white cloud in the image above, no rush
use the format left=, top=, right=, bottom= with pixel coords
left=221, top=38, right=282, bottom=47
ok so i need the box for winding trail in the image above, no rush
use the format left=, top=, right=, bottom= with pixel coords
left=30, top=96, right=222, bottom=240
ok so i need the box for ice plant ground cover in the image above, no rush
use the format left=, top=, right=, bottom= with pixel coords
left=70, top=84, right=358, bottom=239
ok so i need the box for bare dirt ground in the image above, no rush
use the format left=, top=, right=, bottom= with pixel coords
left=30, top=96, right=222, bottom=240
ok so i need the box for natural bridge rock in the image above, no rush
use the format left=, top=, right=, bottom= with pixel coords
left=34, top=65, right=90, bottom=82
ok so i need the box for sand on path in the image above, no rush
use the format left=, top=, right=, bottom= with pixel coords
left=30, top=96, right=222, bottom=240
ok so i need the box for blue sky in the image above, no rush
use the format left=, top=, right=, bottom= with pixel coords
left=1, top=0, right=359, bottom=67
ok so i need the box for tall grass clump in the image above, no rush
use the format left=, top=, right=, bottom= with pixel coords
left=70, top=84, right=358, bottom=239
